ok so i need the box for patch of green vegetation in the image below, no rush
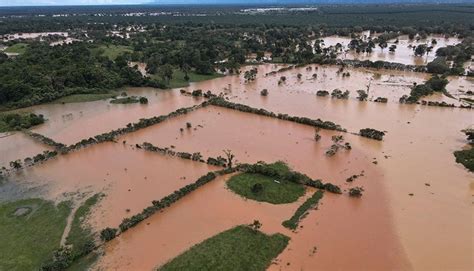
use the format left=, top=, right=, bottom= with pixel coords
left=227, top=166, right=305, bottom=205
left=93, top=45, right=132, bottom=60
left=159, top=225, right=289, bottom=271
left=66, top=194, right=101, bottom=259
left=454, top=147, right=474, bottom=172
left=0, top=199, right=71, bottom=271
left=66, top=252, right=99, bottom=271
left=4, top=43, right=28, bottom=54
left=153, top=69, right=222, bottom=89
left=51, top=93, right=117, bottom=104
left=0, top=112, right=45, bottom=132
left=282, top=190, right=324, bottom=230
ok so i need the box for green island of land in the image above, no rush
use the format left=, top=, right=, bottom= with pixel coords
left=227, top=162, right=306, bottom=204
left=158, top=225, right=289, bottom=271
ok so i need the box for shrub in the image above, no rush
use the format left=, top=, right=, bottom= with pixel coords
left=100, top=227, right=117, bottom=241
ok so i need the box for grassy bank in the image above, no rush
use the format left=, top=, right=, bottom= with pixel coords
left=159, top=225, right=289, bottom=271
left=66, top=194, right=101, bottom=258
left=282, top=190, right=324, bottom=230
left=454, top=147, right=474, bottom=172
left=227, top=172, right=305, bottom=204
left=0, top=199, right=71, bottom=270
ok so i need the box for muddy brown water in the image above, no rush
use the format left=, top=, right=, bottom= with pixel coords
left=0, top=132, right=54, bottom=168
left=10, top=141, right=218, bottom=230
left=113, top=105, right=410, bottom=270
left=2, top=63, right=472, bottom=270
left=175, top=65, right=473, bottom=270
left=21, top=88, right=201, bottom=145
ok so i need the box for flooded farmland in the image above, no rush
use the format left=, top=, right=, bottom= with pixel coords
left=1, top=63, right=472, bottom=270
left=22, top=88, right=201, bottom=145
left=320, top=34, right=463, bottom=66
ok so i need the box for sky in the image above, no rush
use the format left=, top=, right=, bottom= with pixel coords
left=0, top=0, right=462, bottom=7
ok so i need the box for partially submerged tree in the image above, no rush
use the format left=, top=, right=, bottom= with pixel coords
left=223, top=149, right=235, bottom=169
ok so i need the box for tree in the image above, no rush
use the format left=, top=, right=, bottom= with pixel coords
left=223, top=149, right=235, bottom=169
left=389, top=45, right=397, bottom=52
left=427, top=57, right=449, bottom=74
left=158, top=64, right=173, bottom=85
left=357, top=89, right=368, bottom=101
left=9, top=159, right=22, bottom=169
left=100, top=227, right=117, bottom=241
left=249, top=220, right=262, bottom=231
left=414, top=44, right=427, bottom=56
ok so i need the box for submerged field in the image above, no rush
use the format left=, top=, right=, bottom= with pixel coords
left=0, top=60, right=472, bottom=270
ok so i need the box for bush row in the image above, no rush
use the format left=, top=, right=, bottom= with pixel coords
left=100, top=168, right=238, bottom=242
left=140, top=142, right=228, bottom=167
left=282, top=190, right=324, bottom=230
left=65, top=102, right=208, bottom=152
left=208, top=97, right=346, bottom=132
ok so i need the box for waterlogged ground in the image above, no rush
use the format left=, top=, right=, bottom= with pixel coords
left=0, top=63, right=472, bottom=270
left=320, top=34, right=462, bottom=66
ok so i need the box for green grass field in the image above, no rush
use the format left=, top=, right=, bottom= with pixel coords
left=227, top=172, right=305, bottom=204
left=4, top=43, right=29, bottom=54
left=158, top=225, right=289, bottom=271
left=51, top=93, right=117, bottom=104
left=152, top=69, right=223, bottom=89
left=93, top=45, right=133, bottom=60
left=282, top=190, right=324, bottom=230
left=0, top=199, right=71, bottom=271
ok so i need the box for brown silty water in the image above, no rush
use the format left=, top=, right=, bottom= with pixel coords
left=98, top=105, right=410, bottom=270
left=2, top=62, right=471, bottom=269
left=21, top=88, right=201, bottom=145
left=175, top=64, right=473, bottom=270
left=0, top=132, right=54, bottom=168
left=10, top=141, right=218, bottom=230
left=320, top=34, right=462, bottom=66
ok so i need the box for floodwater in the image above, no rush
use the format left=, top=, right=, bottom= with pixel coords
left=96, top=175, right=316, bottom=270
left=1, top=32, right=69, bottom=41
left=320, top=34, right=462, bottom=65
left=9, top=141, right=217, bottom=230
left=0, top=132, right=53, bottom=168
left=176, top=64, right=473, bottom=270
left=20, top=88, right=201, bottom=145
left=116, top=105, right=411, bottom=270
left=2, top=63, right=472, bottom=270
